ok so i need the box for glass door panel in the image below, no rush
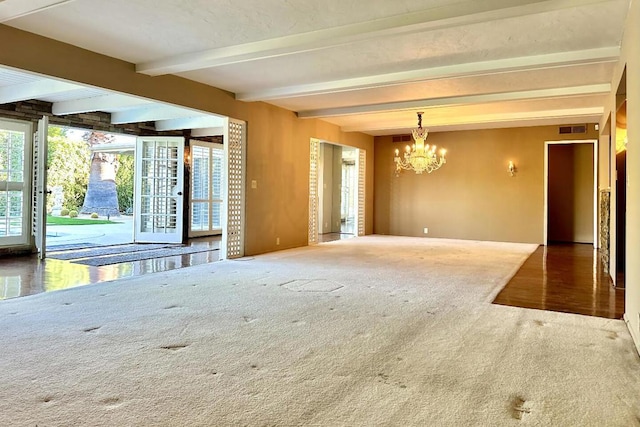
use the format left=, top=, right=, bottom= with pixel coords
left=134, top=137, right=184, bottom=243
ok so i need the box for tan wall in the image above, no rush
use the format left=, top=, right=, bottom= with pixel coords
left=548, top=144, right=594, bottom=243
left=0, top=24, right=375, bottom=257
left=242, top=107, right=373, bottom=254
left=375, top=126, right=598, bottom=244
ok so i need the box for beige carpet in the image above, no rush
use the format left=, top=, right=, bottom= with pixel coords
left=1, top=236, right=639, bottom=426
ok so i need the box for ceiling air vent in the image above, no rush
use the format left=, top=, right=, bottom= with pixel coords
left=392, top=135, right=412, bottom=143
left=559, top=125, right=587, bottom=134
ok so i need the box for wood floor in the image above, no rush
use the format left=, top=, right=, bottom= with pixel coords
left=0, top=237, right=220, bottom=300
left=493, top=244, right=625, bottom=319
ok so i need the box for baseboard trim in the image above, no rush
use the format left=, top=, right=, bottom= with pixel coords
left=623, top=313, right=640, bottom=357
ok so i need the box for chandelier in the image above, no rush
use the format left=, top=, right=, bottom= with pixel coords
left=394, top=112, right=446, bottom=174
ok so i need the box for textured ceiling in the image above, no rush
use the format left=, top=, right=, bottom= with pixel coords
left=0, top=0, right=631, bottom=135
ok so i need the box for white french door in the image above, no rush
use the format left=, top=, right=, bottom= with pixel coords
left=134, top=137, right=184, bottom=244
left=189, top=141, right=224, bottom=237
left=32, top=117, right=48, bottom=258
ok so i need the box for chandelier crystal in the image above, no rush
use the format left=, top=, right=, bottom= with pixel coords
left=394, top=112, right=446, bottom=174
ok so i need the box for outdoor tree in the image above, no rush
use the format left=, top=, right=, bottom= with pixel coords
left=46, top=128, right=134, bottom=217
left=46, top=126, right=90, bottom=212
left=80, top=131, right=120, bottom=216
left=115, top=154, right=134, bottom=214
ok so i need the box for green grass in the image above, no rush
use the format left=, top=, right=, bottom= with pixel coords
left=46, top=215, right=121, bottom=225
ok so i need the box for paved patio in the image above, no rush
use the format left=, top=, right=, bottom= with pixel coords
left=46, top=215, right=134, bottom=248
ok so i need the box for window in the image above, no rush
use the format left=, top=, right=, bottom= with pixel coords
left=189, top=142, right=224, bottom=236
left=0, top=119, right=31, bottom=246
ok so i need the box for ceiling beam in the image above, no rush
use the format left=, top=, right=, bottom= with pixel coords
left=191, top=127, right=225, bottom=137
left=0, top=0, right=78, bottom=23
left=298, top=84, right=611, bottom=118
left=341, top=107, right=604, bottom=133
left=375, top=116, right=601, bottom=134
left=136, top=0, right=612, bottom=76
left=89, top=142, right=136, bottom=154
left=238, top=47, right=619, bottom=101
left=52, top=93, right=153, bottom=115
left=155, top=116, right=226, bottom=132
left=111, top=105, right=202, bottom=124
left=0, top=78, right=81, bottom=104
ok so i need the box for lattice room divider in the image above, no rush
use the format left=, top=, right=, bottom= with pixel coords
left=308, top=139, right=320, bottom=245
left=222, top=119, right=246, bottom=259
left=357, top=148, right=366, bottom=237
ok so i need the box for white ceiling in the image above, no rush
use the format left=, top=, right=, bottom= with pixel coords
left=0, top=0, right=631, bottom=135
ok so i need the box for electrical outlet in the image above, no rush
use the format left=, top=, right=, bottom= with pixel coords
left=276, top=237, right=280, bottom=245
left=423, top=227, right=429, bottom=234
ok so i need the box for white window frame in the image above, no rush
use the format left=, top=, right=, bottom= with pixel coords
left=189, top=140, right=224, bottom=237
left=0, top=118, right=32, bottom=247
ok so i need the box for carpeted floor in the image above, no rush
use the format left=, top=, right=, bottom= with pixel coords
left=1, top=236, right=639, bottom=426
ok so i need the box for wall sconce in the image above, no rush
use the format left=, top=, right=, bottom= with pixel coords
left=508, top=161, right=516, bottom=177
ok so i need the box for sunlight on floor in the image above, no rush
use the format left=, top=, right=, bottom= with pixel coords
left=0, top=237, right=220, bottom=300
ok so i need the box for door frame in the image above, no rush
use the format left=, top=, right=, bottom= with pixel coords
left=309, top=139, right=365, bottom=244
left=33, top=116, right=48, bottom=258
left=543, top=139, right=598, bottom=247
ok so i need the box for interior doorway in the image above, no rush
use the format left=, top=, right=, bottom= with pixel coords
left=317, top=143, right=357, bottom=242
left=340, top=148, right=357, bottom=234
left=544, top=140, right=598, bottom=246
left=308, top=139, right=364, bottom=245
